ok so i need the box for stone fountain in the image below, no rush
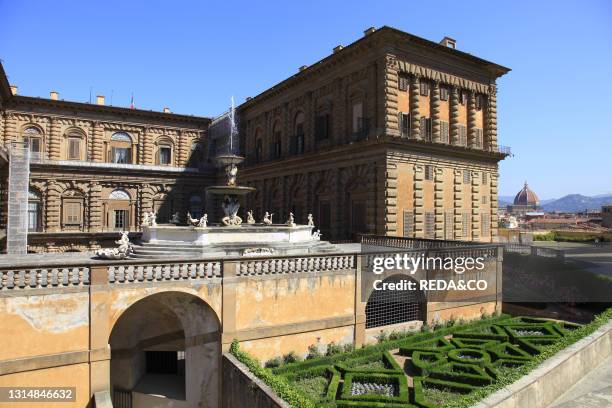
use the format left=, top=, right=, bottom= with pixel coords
left=132, top=100, right=337, bottom=259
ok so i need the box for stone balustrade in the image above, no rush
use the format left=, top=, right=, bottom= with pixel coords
left=236, top=255, right=355, bottom=276
left=108, top=261, right=222, bottom=283
left=0, top=267, right=90, bottom=290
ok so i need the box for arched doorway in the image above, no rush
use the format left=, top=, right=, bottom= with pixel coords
left=365, top=275, right=425, bottom=329
left=109, top=291, right=220, bottom=408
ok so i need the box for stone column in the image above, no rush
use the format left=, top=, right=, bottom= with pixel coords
left=45, top=180, right=62, bottom=232
left=431, top=80, right=441, bottom=143
left=467, top=91, right=477, bottom=148
left=486, top=85, right=498, bottom=151
left=92, top=121, right=104, bottom=162
left=453, top=170, right=462, bottom=239
left=471, top=172, right=480, bottom=240
left=434, top=168, right=444, bottom=239
left=413, top=164, right=424, bottom=238
left=89, top=181, right=102, bottom=232
left=409, top=75, right=420, bottom=140
left=450, top=87, right=460, bottom=145
left=48, top=117, right=61, bottom=160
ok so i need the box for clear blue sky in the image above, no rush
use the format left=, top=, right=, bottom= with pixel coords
left=1, top=0, right=610, bottom=199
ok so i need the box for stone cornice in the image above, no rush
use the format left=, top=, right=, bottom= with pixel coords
left=395, top=60, right=492, bottom=94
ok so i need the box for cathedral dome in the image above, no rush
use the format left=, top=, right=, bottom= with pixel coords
left=514, top=182, right=540, bottom=206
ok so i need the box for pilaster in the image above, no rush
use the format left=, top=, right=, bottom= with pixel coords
left=48, top=117, right=61, bottom=160
left=383, top=56, right=400, bottom=137
left=45, top=180, right=61, bottom=232
left=384, top=161, right=398, bottom=235
left=490, top=171, right=499, bottom=238
left=4, top=112, right=17, bottom=145
left=143, top=127, right=154, bottom=165
left=467, top=91, right=477, bottom=148
left=431, top=80, right=441, bottom=143
left=409, top=75, right=420, bottom=140
left=92, top=121, right=104, bottom=162
left=89, top=181, right=102, bottom=232
left=450, top=87, right=459, bottom=145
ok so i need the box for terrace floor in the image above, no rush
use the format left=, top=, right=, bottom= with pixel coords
left=548, top=355, right=612, bottom=407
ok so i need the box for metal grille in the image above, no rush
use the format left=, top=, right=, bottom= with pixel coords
left=424, top=212, right=435, bottom=239
left=445, top=211, right=454, bottom=240
left=112, top=389, right=132, bottom=408
left=403, top=211, right=414, bottom=237
left=365, top=276, right=424, bottom=328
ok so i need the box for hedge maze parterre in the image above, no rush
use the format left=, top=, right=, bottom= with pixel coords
left=272, top=316, right=581, bottom=407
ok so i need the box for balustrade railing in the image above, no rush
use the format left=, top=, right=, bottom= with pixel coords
left=0, top=266, right=90, bottom=290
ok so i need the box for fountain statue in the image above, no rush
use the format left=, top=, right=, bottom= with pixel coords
left=96, top=232, right=133, bottom=260
left=133, top=98, right=338, bottom=259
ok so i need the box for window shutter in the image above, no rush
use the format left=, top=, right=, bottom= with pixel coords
left=441, top=121, right=449, bottom=143
left=403, top=210, right=414, bottom=237
left=420, top=117, right=427, bottom=139
left=398, top=75, right=408, bottom=91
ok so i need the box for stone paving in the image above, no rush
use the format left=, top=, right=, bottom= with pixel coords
left=548, top=355, right=612, bottom=408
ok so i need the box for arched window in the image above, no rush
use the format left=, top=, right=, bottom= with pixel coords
left=108, top=189, right=131, bottom=230
left=23, top=127, right=43, bottom=155
left=65, top=130, right=85, bottom=161
left=156, top=137, right=173, bottom=166
left=188, top=195, right=203, bottom=219
left=110, top=132, right=133, bottom=164
left=28, top=189, right=42, bottom=232
left=365, top=275, right=425, bottom=328
left=109, top=189, right=131, bottom=200
left=292, top=112, right=305, bottom=155
left=271, top=121, right=282, bottom=159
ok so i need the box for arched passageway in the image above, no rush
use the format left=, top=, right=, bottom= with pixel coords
left=109, top=291, right=220, bottom=408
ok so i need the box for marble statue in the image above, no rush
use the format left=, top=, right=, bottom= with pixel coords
left=170, top=212, right=181, bottom=224
left=221, top=196, right=242, bottom=226
left=141, top=211, right=157, bottom=227
left=96, top=232, right=133, bottom=260
left=226, top=163, right=238, bottom=186
left=307, top=213, right=314, bottom=227
left=312, top=229, right=321, bottom=240
left=286, top=212, right=296, bottom=227
left=187, top=212, right=199, bottom=226
left=247, top=210, right=256, bottom=224
left=198, top=214, right=208, bottom=227
left=262, top=212, right=273, bottom=225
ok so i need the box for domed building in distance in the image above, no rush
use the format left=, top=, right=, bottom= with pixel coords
left=507, top=182, right=541, bottom=216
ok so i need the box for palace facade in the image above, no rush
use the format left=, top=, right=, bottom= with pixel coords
left=0, top=26, right=510, bottom=252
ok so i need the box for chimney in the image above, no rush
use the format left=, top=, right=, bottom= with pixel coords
left=50, top=91, right=58, bottom=100
left=363, top=27, right=376, bottom=36
left=9, top=85, right=17, bottom=95
left=440, top=37, right=456, bottom=49
left=333, top=45, right=343, bottom=53
left=298, top=65, right=308, bottom=72
left=163, top=107, right=171, bottom=113
left=96, top=95, right=105, bottom=105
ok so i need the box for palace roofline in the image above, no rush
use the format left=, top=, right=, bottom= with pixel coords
left=239, top=25, right=511, bottom=109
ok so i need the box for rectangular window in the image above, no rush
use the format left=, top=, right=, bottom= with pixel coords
left=112, top=147, right=131, bottom=164
left=68, top=138, right=81, bottom=160
left=159, top=147, right=171, bottom=165
left=425, top=212, right=435, bottom=239
left=28, top=202, right=39, bottom=232
left=27, top=137, right=41, bottom=154
left=351, top=201, right=367, bottom=234
left=64, top=202, right=82, bottom=225
left=425, top=165, right=434, bottom=181
left=419, top=81, right=430, bottom=96
left=319, top=201, right=331, bottom=237
left=460, top=91, right=468, bottom=105
left=440, top=121, right=449, bottom=144
left=474, top=128, right=483, bottom=149
left=481, top=212, right=490, bottom=236
left=398, top=75, right=409, bottom=91
left=444, top=211, right=454, bottom=240
left=458, top=124, right=467, bottom=146
left=399, top=112, right=410, bottom=137
left=475, top=94, right=484, bottom=110
left=482, top=172, right=488, bottom=185
left=463, top=170, right=471, bottom=184
left=296, top=134, right=304, bottom=154
left=440, top=86, right=449, bottom=101
left=315, top=114, right=330, bottom=140
left=114, top=210, right=128, bottom=229
left=420, top=117, right=432, bottom=141
left=482, top=195, right=488, bottom=204
left=403, top=210, right=414, bottom=237
left=462, top=211, right=471, bottom=238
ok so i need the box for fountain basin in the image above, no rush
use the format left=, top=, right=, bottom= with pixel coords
left=205, top=185, right=256, bottom=195
left=142, top=224, right=314, bottom=246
